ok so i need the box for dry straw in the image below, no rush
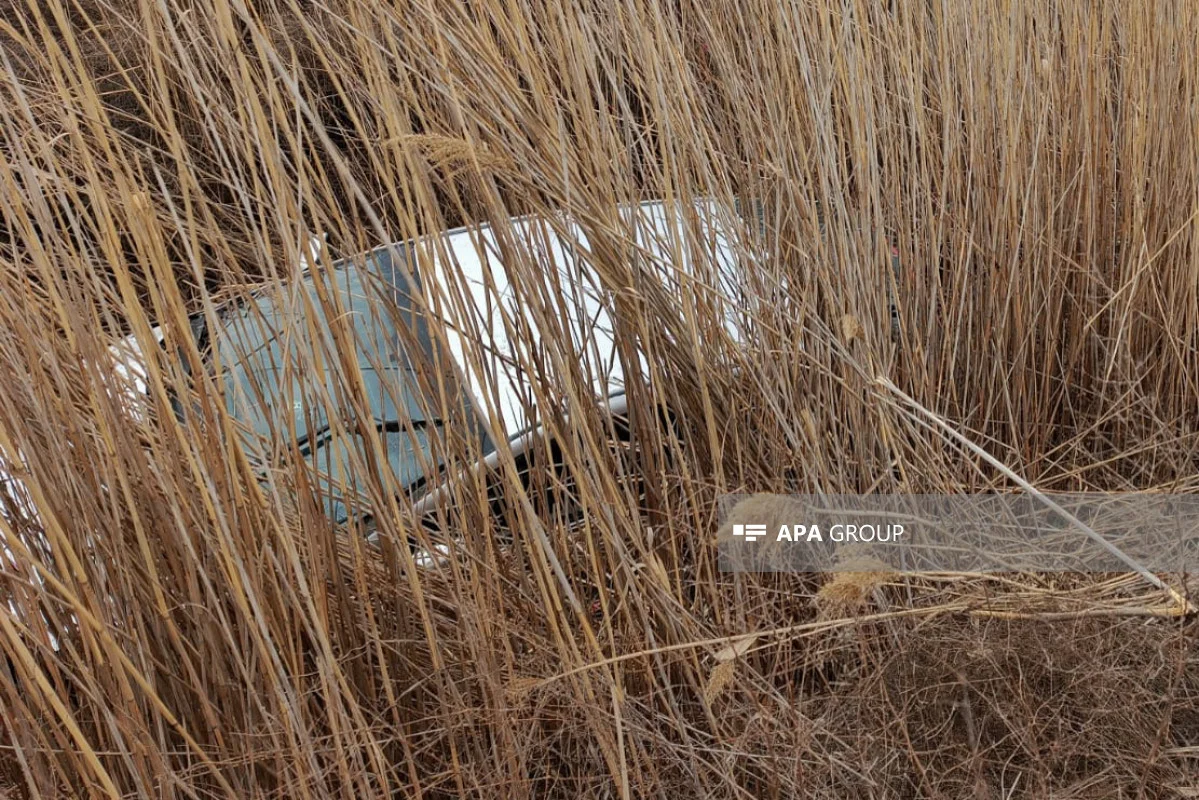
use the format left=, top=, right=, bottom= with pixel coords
left=1, top=0, right=1198, bottom=797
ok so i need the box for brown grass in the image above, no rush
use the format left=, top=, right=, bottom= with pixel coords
left=1, top=0, right=1198, bottom=796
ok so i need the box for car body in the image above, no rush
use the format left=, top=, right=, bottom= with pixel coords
left=178, top=198, right=900, bottom=525
left=189, top=199, right=763, bottom=523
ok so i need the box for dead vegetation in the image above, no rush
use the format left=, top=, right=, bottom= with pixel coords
left=1, top=0, right=1198, bottom=796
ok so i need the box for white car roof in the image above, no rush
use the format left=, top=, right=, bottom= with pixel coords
left=374, top=198, right=756, bottom=440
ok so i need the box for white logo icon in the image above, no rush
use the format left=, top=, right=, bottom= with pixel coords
left=732, top=523, right=767, bottom=543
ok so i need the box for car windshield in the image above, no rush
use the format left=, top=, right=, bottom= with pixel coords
left=205, top=244, right=491, bottom=522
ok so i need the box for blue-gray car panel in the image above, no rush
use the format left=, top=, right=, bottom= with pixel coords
left=209, top=246, right=487, bottom=522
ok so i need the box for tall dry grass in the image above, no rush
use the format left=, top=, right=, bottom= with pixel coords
left=1, top=0, right=1198, bottom=796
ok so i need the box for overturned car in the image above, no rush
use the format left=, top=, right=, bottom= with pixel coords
left=168, top=199, right=900, bottom=530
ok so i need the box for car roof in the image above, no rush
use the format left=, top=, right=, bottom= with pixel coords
left=356, top=197, right=758, bottom=439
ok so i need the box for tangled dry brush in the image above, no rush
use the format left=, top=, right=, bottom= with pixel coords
left=1, top=0, right=1198, bottom=796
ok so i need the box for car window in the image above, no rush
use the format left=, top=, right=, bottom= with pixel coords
left=208, top=249, right=492, bottom=521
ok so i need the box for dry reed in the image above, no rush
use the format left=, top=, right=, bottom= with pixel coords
left=1, top=0, right=1198, bottom=796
